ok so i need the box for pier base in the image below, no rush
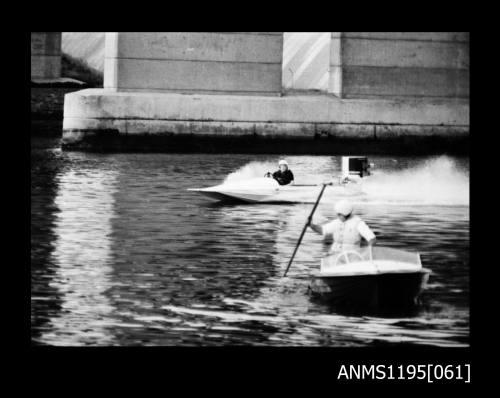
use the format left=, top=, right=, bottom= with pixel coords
left=62, top=89, right=469, bottom=154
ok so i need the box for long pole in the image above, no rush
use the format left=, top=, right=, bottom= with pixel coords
left=283, top=183, right=331, bottom=277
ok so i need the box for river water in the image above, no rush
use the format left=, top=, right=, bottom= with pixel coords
left=31, top=138, right=469, bottom=346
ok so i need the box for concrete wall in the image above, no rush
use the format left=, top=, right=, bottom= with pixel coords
left=104, top=32, right=283, bottom=96
left=63, top=89, right=469, bottom=146
left=329, top=32, right=469, bottom=99
left=31, top=32, right=61, bottom=79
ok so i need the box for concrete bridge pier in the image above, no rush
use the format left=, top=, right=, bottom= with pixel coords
left=62, top=32, right=469, bottom=153
left=31, top=32, right=62, bottom=81
left=31, top=32, right=88, bottom=135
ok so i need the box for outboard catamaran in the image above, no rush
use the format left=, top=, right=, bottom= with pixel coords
left=308, top=246, right=431, bottom=309
left=188, top=156, right=372, bottom=203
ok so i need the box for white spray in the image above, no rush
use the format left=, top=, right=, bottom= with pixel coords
left=221, top=156, right=469, bottom=206
left=362, top=156, right=469, bottom=206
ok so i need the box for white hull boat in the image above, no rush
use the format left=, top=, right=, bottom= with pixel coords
left=188, top=177, right=363, bottom=203
left=188, top=156, right=372, bottom=204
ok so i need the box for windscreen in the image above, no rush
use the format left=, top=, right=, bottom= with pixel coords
left=322, top=246, right=421, bottom=268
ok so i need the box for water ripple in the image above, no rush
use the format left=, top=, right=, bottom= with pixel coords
left=31, top=143, right=469, bottom=346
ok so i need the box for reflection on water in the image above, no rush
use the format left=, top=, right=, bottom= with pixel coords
left=38, top=169, right=118, bottom=345
left=31, top=139, right=469, bottom=346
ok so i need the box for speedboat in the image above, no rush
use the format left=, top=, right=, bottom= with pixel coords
left=188, top=156, right=371, bottom=203
left=308, top=246, right=431, bottom=309
left=188, top=177, right=362, bottom=203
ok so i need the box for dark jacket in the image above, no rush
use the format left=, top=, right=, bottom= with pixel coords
left=272, top=169, right=294, bottom=185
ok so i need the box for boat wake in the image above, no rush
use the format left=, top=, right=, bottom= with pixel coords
left=362, top=156, right=469, bottom=206
left=223, top=161, right=284, bottom=184
left=221, top=156, right=469, bottom=206
left=160, top=298, right=468, bottom=347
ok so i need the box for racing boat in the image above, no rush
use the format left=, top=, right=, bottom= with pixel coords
left=188, top=156, right=371, bottom=203
left=188, top=177, right=362, bottom=203
left=308, top=246, right=431, bottom=309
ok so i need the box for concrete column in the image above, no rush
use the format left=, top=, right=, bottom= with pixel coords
left=104, top=32, right=283, bottom=96
left=31, top=32, right=62, bottom=80
left=328, top=32, right=342, bottom=97
left=329, top=32, right=469, bottom=99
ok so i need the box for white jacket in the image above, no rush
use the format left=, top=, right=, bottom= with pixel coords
left=321, top=215, right=375, bottom=253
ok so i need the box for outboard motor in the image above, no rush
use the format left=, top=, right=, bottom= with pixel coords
left=341, top=156, right=372, bottom=181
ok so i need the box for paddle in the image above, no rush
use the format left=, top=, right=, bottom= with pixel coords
left=283, top=182, right=332, bottom=277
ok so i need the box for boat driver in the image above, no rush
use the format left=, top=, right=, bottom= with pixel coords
left=265, top=160, right=295, bottom=186
left=308, top=200, right=376, bottom=254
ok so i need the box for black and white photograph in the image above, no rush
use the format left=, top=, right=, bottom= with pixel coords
left=31, top=32, right=469, bottom=362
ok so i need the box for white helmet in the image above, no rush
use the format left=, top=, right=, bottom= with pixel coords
left=334, top=200, right=353, bottom=216
left=278, top=160, right=288, bottom=166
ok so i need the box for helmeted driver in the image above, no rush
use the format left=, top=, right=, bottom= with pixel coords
left=308, top=199, right=376, bottom=254
left=265, top=159, right=294, bottom=186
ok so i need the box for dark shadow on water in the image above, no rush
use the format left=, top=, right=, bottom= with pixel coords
left=62, top=133, right=470, bottom=156
left=201, top=199, right=251, bottom=207
left=309, top=294, right=425, bottom=318
left=201, top=200, right=300, bottom=208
